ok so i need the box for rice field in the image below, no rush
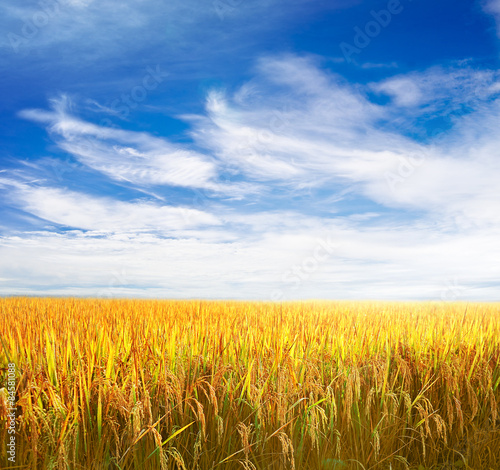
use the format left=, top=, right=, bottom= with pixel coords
left=0, top=298, right=499, bottom=469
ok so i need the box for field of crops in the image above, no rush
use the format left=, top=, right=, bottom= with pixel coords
left=0, top=298, right=499, bottom=469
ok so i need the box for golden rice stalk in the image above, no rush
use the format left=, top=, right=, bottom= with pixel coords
left=152, top=428, right=168, bottom=470
left=277, top=432, right=295, bottom=470
left=453, top=396, right=464, bottom=436
left=237, top=422, right=253, bottom=462
left=489, top=388, right=498, bottom=423
left=166, top=448, right=187, bottom=470
left=216, top=414, right=224, bottom=445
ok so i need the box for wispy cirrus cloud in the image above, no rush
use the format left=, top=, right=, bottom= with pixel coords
left=18, top=96, right=260, bottom=198
left=3, top=54, right=500, bottom=299
left=186, top=56, right=500, bottom=230
left=19, top=97, right=217, bottom=189
left=13, top=55, right=500, bottom=233
left=3, top=0, right=500, bottom=302
left=371, top=66, right=500, bottom=110
left=0, top=177, right=221, bottom=233
left=0, top=0, right=196, bottom=54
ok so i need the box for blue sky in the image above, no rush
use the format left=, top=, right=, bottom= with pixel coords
left=1, top=0, right=500, bottom=300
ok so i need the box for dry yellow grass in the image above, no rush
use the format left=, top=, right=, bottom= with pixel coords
left=0, top=298, right=499, bottom=469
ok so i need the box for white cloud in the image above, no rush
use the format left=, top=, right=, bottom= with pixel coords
left=184, top=57, right=500, bottom=233
left=0, top=217, right=499, bottom=300
left=484, top=0, right=500, bottom=36
left=371, top=67, right=500, bottom=110
left=0, top=177, right=220, bottom=233
left=19, top=96, right=260, bottom=198
left=3, top=55, right=500, bottom=299
left=372, top=76, right=423, bottom=107
left=0, top=0, right=186, bottom=53
left=0, top=0, right=345, bottom=67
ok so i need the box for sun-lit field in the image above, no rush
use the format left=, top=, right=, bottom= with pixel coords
left=1, top=298, right=499, bottom=469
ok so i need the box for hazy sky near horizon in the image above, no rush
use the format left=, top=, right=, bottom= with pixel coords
left=1, top=0, right=500, bottom=300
